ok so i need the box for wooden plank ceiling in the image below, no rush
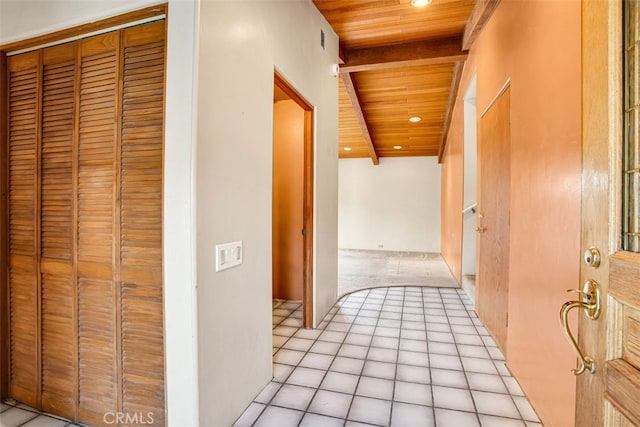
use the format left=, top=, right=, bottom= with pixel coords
left=313, top=0, right=477, bottom=163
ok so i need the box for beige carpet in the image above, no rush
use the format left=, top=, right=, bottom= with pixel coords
left=338, top=249, right=460, bottom=297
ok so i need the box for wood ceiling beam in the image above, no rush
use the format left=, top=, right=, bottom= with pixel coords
left=340, top=72, right=379, bottom=165
left=340, top=36, right=467, bottom=73
left=438, top=60, right=465, bottom=163
left=463, top=0, right=501, bottom=50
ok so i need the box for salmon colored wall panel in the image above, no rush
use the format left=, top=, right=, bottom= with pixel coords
left=442, top=1, right=580, bottom=425
left=273, top=100, right=305, bottom=301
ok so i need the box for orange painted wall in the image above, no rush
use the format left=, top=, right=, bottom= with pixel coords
left=441, top=1, right=581, bottom=425
left=272, top=100, right=304, bottom=301
left=440, top=120, right=464, bottom=284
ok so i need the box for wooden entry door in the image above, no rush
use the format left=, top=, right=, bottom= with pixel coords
left=2, top=20, right=166, bottom=426
left=476, top=86, right=511, bottom=354
left=575, top=1, right=640, bottom=425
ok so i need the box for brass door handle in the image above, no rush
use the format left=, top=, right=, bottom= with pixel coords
left=559, top=280, right=601, bottom=375
left=476, top=226, right=486, bottom=233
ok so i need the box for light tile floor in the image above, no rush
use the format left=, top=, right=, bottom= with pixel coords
left=0, top=400, right=82, bottom=427
left=236, top=287, right=542, bottom=427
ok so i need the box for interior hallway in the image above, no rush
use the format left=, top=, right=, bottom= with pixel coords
left=236, top=287, right=541, bottom=426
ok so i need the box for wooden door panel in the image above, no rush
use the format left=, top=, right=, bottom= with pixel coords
left=7, top=51, right=39, bottom=408
left=119, top=22, right=165, bottom=424
left=40, top=43, right=77, bottom=419
left=476, top=86, right=510, bottom=353
left=77, top=32, right=119, bottom=425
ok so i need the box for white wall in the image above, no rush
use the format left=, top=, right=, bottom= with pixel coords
left=0, top=2, right=199, bottom=426
left=339, top=157, right=441, bottom=253
left=195, top=1, right=339, bottom=425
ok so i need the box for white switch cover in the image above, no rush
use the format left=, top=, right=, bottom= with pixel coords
left=215, top=241, right=243, bottom=272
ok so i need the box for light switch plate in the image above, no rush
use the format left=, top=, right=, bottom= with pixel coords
left=215, top=240, right=243, bottom=272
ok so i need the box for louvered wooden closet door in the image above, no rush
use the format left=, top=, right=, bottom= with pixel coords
left=5, top=20, right=166, bottom=426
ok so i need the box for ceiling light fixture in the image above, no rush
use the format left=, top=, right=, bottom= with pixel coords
left=409, top=116, right=422, bottom=123
left=410, top=0, right=432, bottom=8
left=343, top=147, right=352, bottom=151
left=393, top=145, right=403, bottom=150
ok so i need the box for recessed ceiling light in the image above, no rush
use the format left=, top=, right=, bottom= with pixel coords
left=393, top=145, right=403, bottom=150
left=409, top=116, right=422, bottom=123
left=343, top=147, right=352, bottom=151
left=411, top=0, right=432, bottom=7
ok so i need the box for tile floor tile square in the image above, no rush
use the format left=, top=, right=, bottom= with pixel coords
left=428, top=342, right=458, bottom=356
left=393, top=381, right=432, bottom=406
left=310, top=340, right=341, bottom=356
left=20, top=415, right=68, bottom=427
left=399, top=338, right=428, bottom=353
left=282, top=337, right=315, bottom=352
left=286, top=367, right=326, bottom=388
left=351, top=325, right=376, bottom=335
left=348, top=396, right=392, bottom=426
left=330, top=356, right=365, bottom=375
left=401, top=320, right=426, bottom=331
left=432, top=385, right=475, bottom=412
left=321, top=371, right=360, bottom=394
left=319, top=330, right=347, bottom=343
left=426, top=323, right=452, bottom=333
left=458, top=344, right=491, bottom=359
left=488, top=347, right=507, bottom=361
left=375, top=326, right=401, bottom=338
left=396, top=364, right=430, bottom=384
left=478, top=414, right=526, bottom=426
left=254, top=405, right=303, bottom=427
left=327, top=322, right=352, bottom=333
left=273, top=326, right=298, bottom=337
left=344, top=333, right=373, bottom=347
left=430, top=354, right=463, bottom=371
left=462, top=357, right=499, bottom=374
left=400, top=329, right=426, bottom=340
left=503, top=377, right=525, bottom=396
left=354, top=316, right=379, bottom=326
left=367, top=347, right=398, bottom=363
left=272, top=363, right=295, bottom=382
left=378, top=318, right=402, bottom=328
left=430, top=368, right=468, bottom=388
left=391, top=402, right=435, bottom=427
left=427, top=331, right=455, bottom=343
left=435, top=408, right=480, bottom=427
left=299, top=412, right=344, bottom=427
left=371, top=336, right=399, bottom=350
left=234, top=402, right=266, bottom=427
left=467, top=372, right=508, bottom=394
left=272, top=335, right=288, bottom=348
left=380, top=311, right=402, bottom=320
left=308, top=389, right=353, bottom=419
left=255, top=381, right=282, bottom=404
left=270, top=384, right=315, bottom=411
left=356, top=376, right=395, bottom=400
left=273, top=349, right=306, bottom=366
left=472, top=390, right=520, bottom=418
left=299, top=353, right=335, bottom=370
left=397, top=350, right=429, bottom=367
left=455, top=333, right=484, bottom=346
left=513, top=396, right=540, bottom=422
left=338, top=344, right=369, bottom=359
left=363, top=360, right=397, bottom=380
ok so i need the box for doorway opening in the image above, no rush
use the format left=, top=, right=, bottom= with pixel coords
left=272, top=72, right=314, bottom=328
left=461, top=76, right=478, bottom=303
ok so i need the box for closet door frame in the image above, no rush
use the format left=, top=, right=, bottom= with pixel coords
left=0, top=2, right=168, bottom=405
